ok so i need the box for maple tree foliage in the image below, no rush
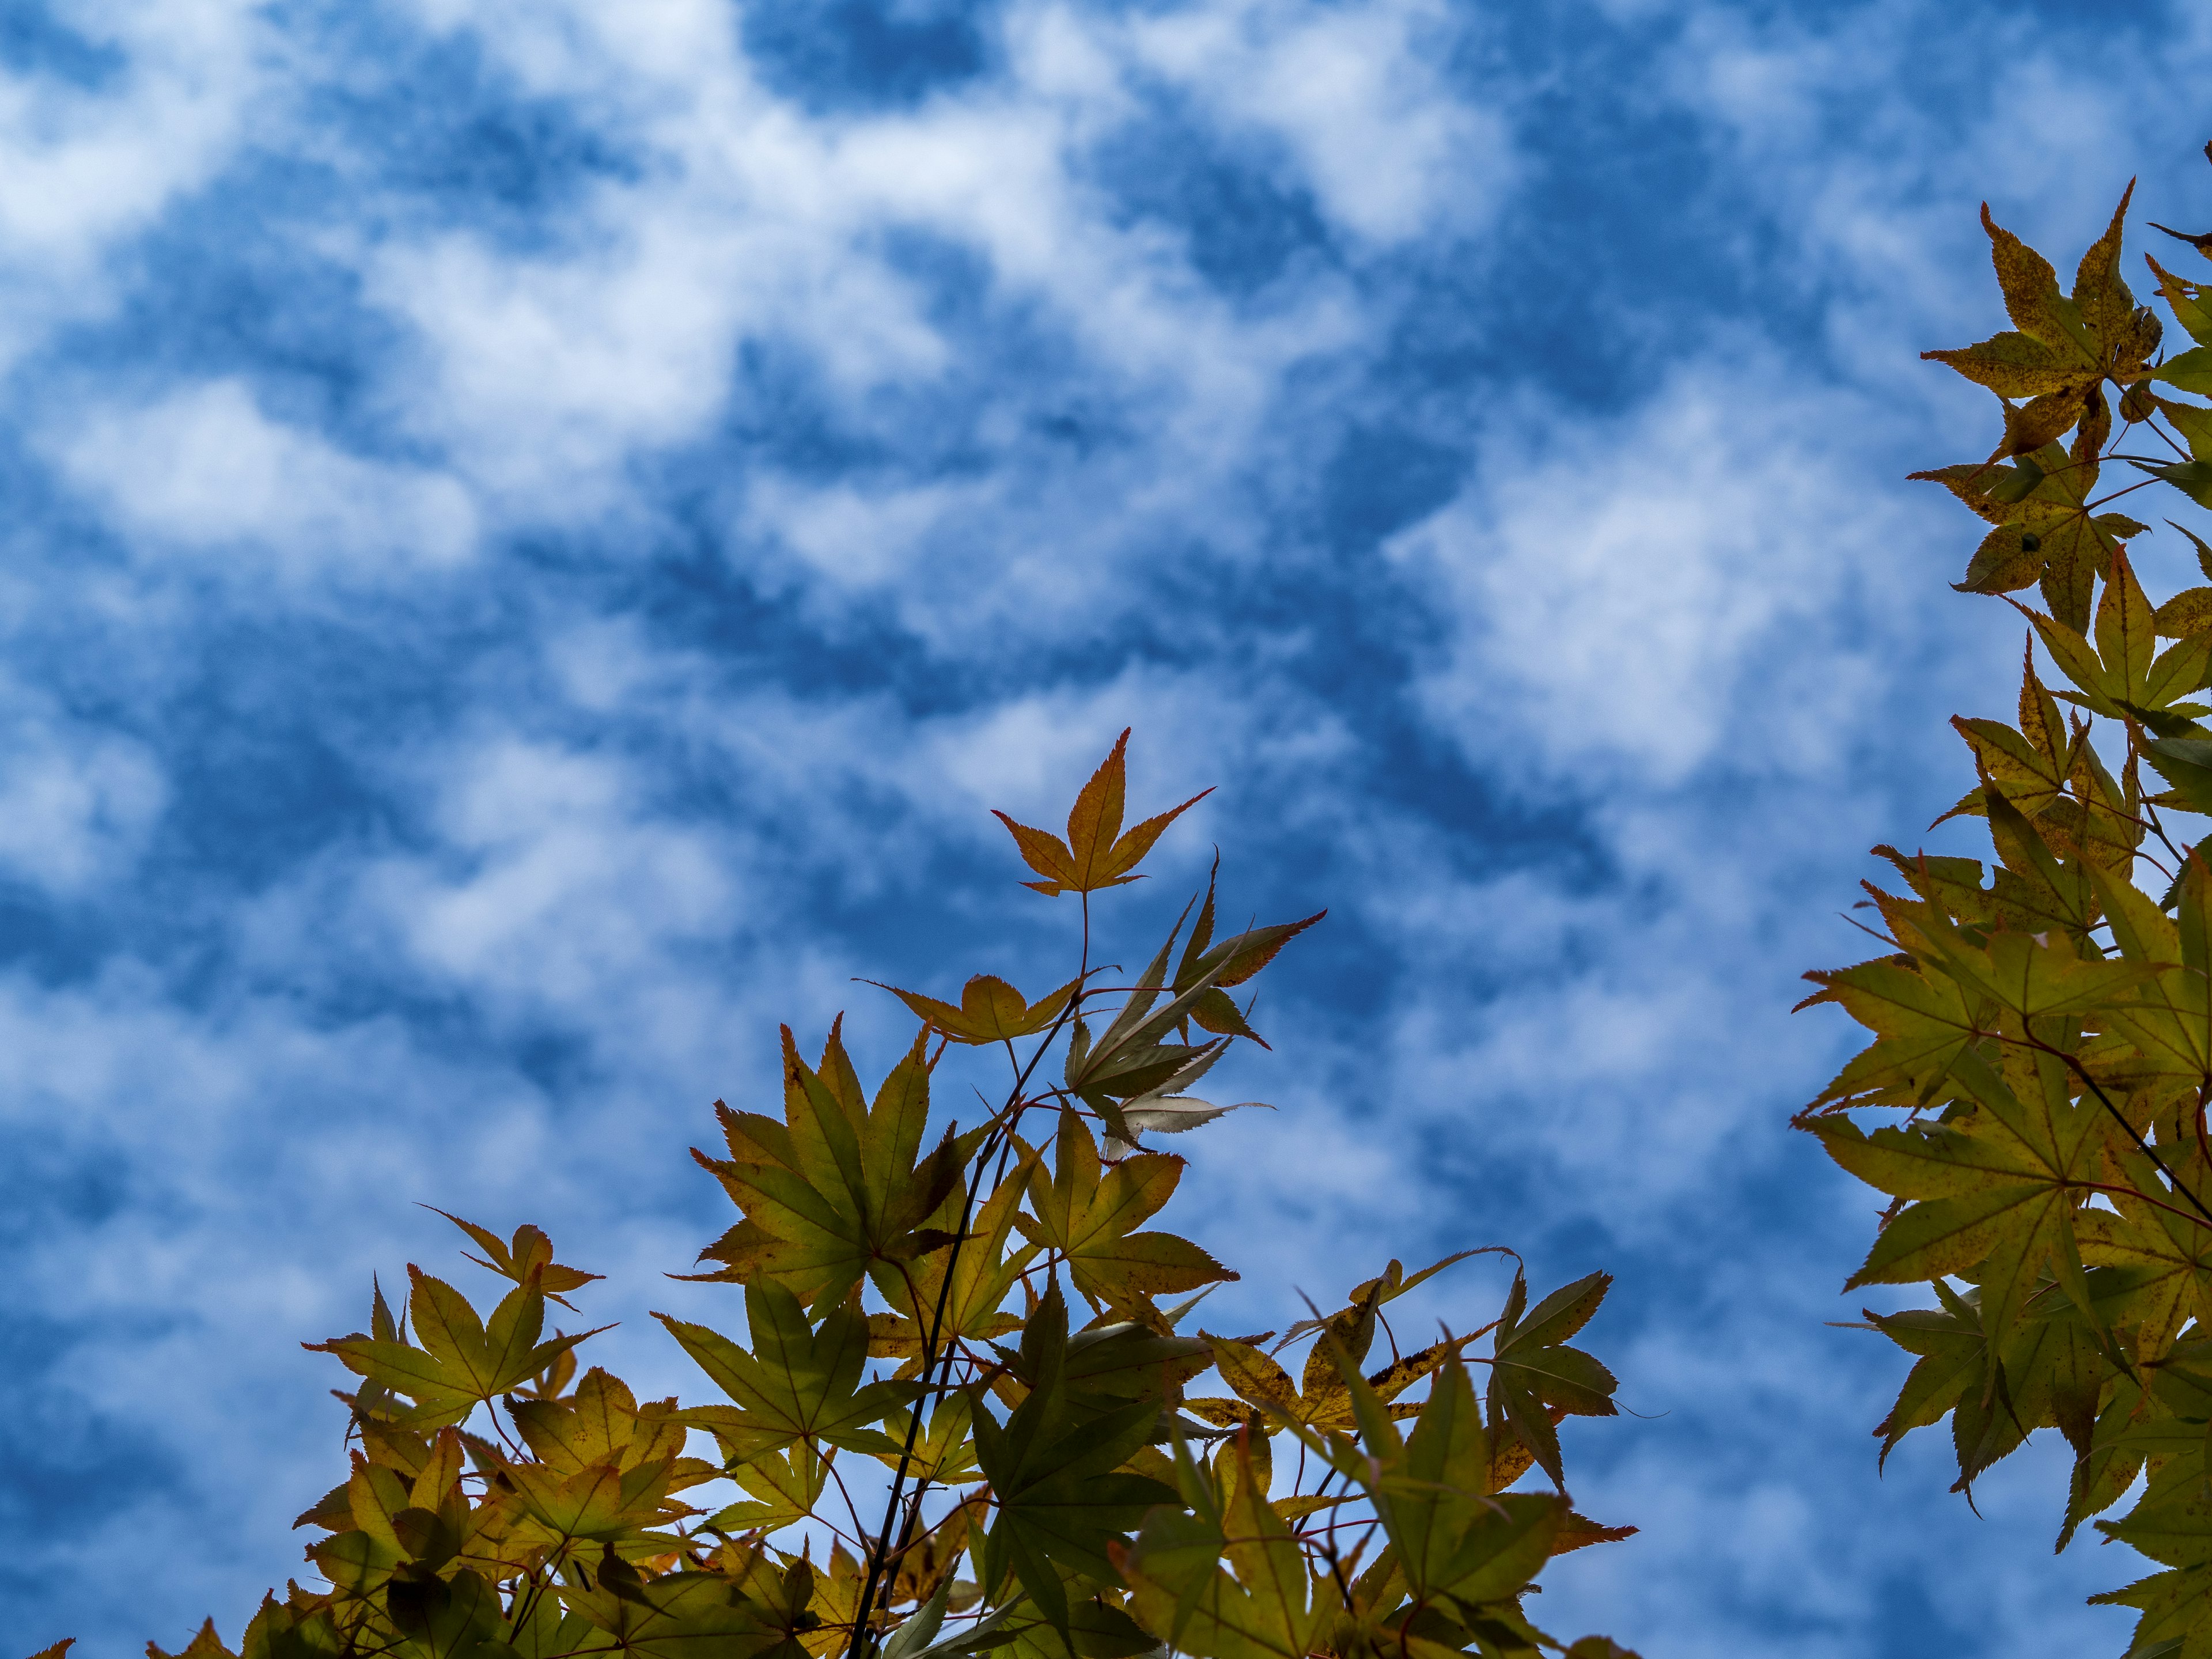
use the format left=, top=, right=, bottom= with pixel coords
left=37, top=733, right=1643, bottom=1659
left=1804, top=145, right=2212, bottom=1657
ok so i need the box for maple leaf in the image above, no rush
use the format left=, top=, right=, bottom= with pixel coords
left=1116, top=1434, right=1335, bottom=1659
left=1319, top=1345, right=1573, bottom=1631
left=1062, top=903, right=1322, bottom=1143
left=307, top=1266, right=601, bottom=1429
left=876, top=975, right=1081, bottom=1047
left=1189, top=1284, right=1472, bottom=1436
left=555, top=1563, right=814, bottom=1659
left=1914, top=444, right=2147, bottom=631
left=1483, top=1268, right=1620, bottom=1491
left=145, top=1623, right=229, bottom=1659
left=970, top=1285, right=1177, bottom=1635
left=1798, top=949, right=1987, bottom=1113
left=867, top=1150, right=1041, bottom=1366
left=501, top=1456, right=691, bottom=1551
left=992, top=729, right=1211, bottom=896
left=1812, top=1043, right=2116, bottom=1347
left=1013, top=1111, right=1236, bottom=1315
left=430, top=1210, right=603, bottom=1310
left=507, top=1366, right=704, bottom=1484
left=660, top=1281, right=916, bottom=1464
left=687, top=1022, right=970, bottom=1311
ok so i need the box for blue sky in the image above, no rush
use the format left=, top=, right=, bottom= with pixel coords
left=3, top=0, right=2208, bottom=1652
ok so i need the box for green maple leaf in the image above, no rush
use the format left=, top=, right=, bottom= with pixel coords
left=660, top=1281, right=916, bottom=1464
left=1116, top=1436, right=1334, bottom=1659
left=307, top=1267, right=600, bottom=1429
left=1483, top=1270, right=1620, bottom=1492
left=384, top=1566, right=507, bottom=1659
left=868, top=1151, right=1041, bottom=1366
left=1866, top=1274, right=2112, bottom=1494
left=2095, top=861, right=2212, bottom=1097
left=556, top=1566, right=813, bottom=1659
left=1798, top=948, right=1988, bottom=1113
left=236, top=1593, right=348, bottom=1659
left=970, top=1285, right=1177, bottom=1634
left=1903, top=902, right=2150, bottom=1028
left=2075, top=1194, right=2212, bottom=1364
left=1325, top=1345, right=1570, bottom=1624
left=688, top=1021, right=971, bottom=1311
left=703, top=1440, right=832, bottom=1533
left=1813, top=1046, right=2108, bottom=1346
left=500, top=1456, right=688, bottom=1549
left=1013, top=1111, right=1236, bottom=1314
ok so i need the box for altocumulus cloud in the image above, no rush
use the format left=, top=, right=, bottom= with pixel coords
left=1, top=0, right=2209, bottom=1652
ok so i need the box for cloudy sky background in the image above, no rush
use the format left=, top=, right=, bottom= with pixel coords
left=5, top=0, right=2209, bottom=1652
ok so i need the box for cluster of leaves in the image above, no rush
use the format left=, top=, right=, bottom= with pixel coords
left=1805, top=151, right=2212, bottom=1656
left=56, top=732, right=1641, bottom=1659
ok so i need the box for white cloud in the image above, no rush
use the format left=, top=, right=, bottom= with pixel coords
left=0, top=678, right=165, bottom=896
left=0, top=1, right=266, bottom=368
left=1391, top=362, right=1917, bottom=791
left=52, top=379, right=479, bottom=578
left=351, top=736, right=738, bottom=1032
left=1119, top=0, right=1512, bottom=244
left=349, top=0, right=1370, bottom=550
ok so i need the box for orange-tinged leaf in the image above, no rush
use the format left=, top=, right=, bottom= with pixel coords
left=1065, top=729, right=1134, bottom=884
left=991, top=809, right=1079, bottom=894
left=994, top=730, right=1211, bottom=895
left=877, top=974, right=1079, bottom=1045
left=430, top=1209, right=602, bottom=1307
left=1982, top=202, right=2093, bottom=361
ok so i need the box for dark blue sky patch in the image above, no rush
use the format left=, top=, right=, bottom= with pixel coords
left=297, top=19, right=644, bottom=247
left=1318, top=425, right=1463, bottom=553
left=1869, top=1565, right=2000, bottom=1656
left=61, top=200, right=406, bottom=453
left=0, top=3, right=123, bottom=89
left=132, top=614, right=455, bottom=903
left=1092, top=115, right=1336, bottom=298
left=0, top=895, right=118, bottom=986
left=736, top=0, right=997, bottom=114
left=0, top=1366, right=180, bottom=1543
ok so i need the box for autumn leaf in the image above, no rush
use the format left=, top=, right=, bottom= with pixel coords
left=876, top=974, right=1081, bottom=1046
left=992, top=730, right=1211, bottom=896
left=688, top=1021, right=971, bottom=1310
left=660, top=1282, right=916, bottom=1463
left=306, top=1266, right=601, bottom=1429
left=868, top=1151, right=1041, bottom=1366
left=430, top=1210, right=603, bottom=1310
left=1484, top=1269, right=1619, bottom=1491
left=1014, top=1111, right=1236, bottom=1315
left=145, top=1624, right=229, bottom=1659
